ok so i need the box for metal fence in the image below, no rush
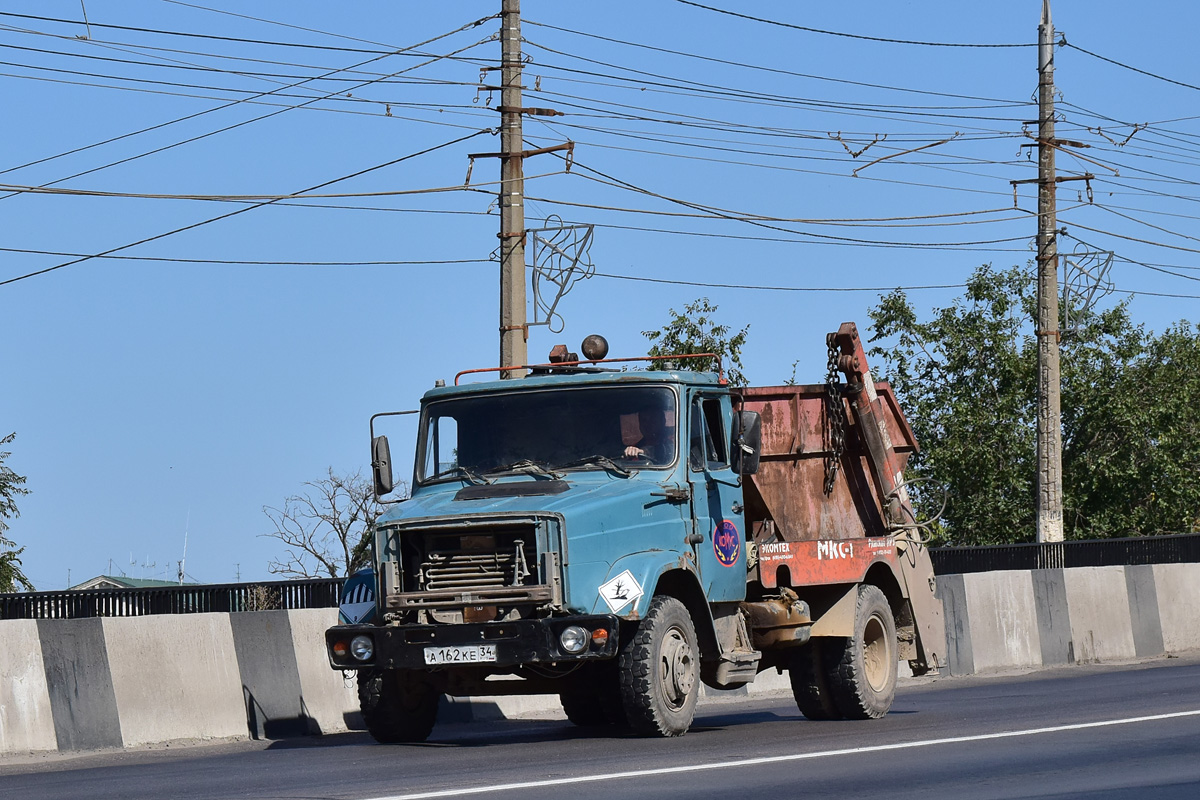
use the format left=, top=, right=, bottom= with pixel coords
left=0, top=577, right=343, bottom=620
left=930, top=532, right=1200, bottom=575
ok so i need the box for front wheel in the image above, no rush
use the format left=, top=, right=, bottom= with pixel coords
left=827, top=584, right=898, bottom=719
left=357, top=668, right=440, bottom=743
left=618, top=595, right=700, bottom=737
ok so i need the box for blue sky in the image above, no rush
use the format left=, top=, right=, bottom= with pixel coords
left=4, top=1, right=1199, bottom=588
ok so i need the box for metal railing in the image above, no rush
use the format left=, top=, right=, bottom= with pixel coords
left=5, top=534, right=1198, bottom=618
left=930, top=532, right=1200, bottom=575
left=0, top=577, right=343, bottom=620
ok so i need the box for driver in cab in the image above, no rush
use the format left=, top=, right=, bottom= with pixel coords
left=622, top=408, right=675, bottom=465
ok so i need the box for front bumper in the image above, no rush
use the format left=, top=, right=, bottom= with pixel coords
left=326, top=615, right=619, bottom=670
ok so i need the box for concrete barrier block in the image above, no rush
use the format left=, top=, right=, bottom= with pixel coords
left=1062, top=566, right=1135, bottom=663
left=231, top=610, right=309, bottom=739
left=962, top=571, right=1041, bottom=672
left=1153, top=563, right=1200, bottom=652
left=938, top=573, right=974, bottom=676
left=0, top=619, right=58, bottom=754
left=287, top=609, right=360, bottom=734
left=103, top=614, right=246, bottom=747
left=1031, top=569, right=1072, bottom=665
left=1125, top=564, right=1165, bottom=658
left=38, top=618, right=123, bottom=751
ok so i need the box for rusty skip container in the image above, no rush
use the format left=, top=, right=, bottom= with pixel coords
left=739, top=322, right=945, bottom=674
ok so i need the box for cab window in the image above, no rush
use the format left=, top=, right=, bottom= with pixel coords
left=689, top=397, right=728, bottom=471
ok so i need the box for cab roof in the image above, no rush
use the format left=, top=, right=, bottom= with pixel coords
left=422, top=367, right=725, bottom=402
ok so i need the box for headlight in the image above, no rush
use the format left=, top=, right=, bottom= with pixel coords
left=350, top=634, right=375, bottom=661
left=559, top=625, right=588, bottom=653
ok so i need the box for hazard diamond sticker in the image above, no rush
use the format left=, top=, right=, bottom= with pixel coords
left=598, top=569, right=643, bottom=614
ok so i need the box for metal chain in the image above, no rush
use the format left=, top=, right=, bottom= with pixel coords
left=823, top=335, right=847, bottom=496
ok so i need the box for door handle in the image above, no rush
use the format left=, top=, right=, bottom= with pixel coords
left=731, top=502, right=743, bottom=514
left=686, top=532, right=704, bottom=545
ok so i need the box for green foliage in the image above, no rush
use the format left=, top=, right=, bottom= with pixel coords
left=868, top=265, right=1200, bottom=545
left=869, top=266, right=1036, bottom=545
left=1063, top=318, right=1200, bottom=536
left=642, top=297, right=750, bottom=385
left=0, top=432, right=33, bottom=593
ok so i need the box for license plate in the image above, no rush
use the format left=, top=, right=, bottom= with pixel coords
left=424, top=644, right=498, bottom=665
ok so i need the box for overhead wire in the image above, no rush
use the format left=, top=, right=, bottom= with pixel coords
left=673, top=1, right=1035, bottom=48
left=0, top=128, right=491, bottom=288
left=0, top=170, right=567, bottom=202
left=0, top=25, right=497, bottom=200
left=524, top=18, right=1026, bottom=104
left=1061, top=40, right=1200, bottom=94
left=0, top=246, right=490, bottom=267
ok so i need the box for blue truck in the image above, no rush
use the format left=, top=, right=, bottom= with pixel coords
left=326, top=325, right=945, bottom=740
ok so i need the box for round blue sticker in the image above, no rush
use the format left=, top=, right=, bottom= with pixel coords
left=713, top=519, right=740, bottom=567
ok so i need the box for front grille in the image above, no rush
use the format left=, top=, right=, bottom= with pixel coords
left=423, top=534, right=536, bottom=591
left=386, top=525, right=555, bottom=610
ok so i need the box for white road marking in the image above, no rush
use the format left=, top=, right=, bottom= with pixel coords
left=361, top=709, right=1200, bottom=800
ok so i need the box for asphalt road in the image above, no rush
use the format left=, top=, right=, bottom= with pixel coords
left=4, top=656, right=1200, bottom=800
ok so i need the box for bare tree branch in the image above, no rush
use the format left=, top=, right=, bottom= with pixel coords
left=261, top=468, right=407, bottom=579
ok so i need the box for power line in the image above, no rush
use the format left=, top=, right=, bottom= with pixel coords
left=526, top=120, right=1017, bottom=199
left=1062, top=40, right=1200, bottom=94
left=593, top=272, right=965, bottom=292
left=0, top=128, right=491, bottom=288
left=523, top=41, right=1032, bottom=119
left=0, top=169, right=564, bottom=202
left=0, top=10, right=494, bottom=58
left=0, top=30, right=494, bottom=201
left=158, top=0, right=403, bottom=52
left=0, top=24, right=481, bottom=88
left=524, top=19, right=1024, bottom=104
left=0, top=246, right=489, bottom=266
left=674, top=1, right=1035, bottom=48
left=0, top=69, right=493, bottom=131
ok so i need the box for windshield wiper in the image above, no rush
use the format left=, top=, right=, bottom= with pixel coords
left=556, top=454, right=635, bottom=478
left=431, top=465, right=491, bottom=485
left=485, top=459, right=564, bottom=480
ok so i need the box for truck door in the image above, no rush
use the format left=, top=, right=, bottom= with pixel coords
left=687, top=392, right=747, bottom=602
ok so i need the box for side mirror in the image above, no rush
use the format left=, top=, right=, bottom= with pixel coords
left=732, top=411, right=762, bottom=476
left=372, top=435, right=394, bottom=497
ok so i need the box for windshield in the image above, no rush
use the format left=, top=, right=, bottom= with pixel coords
left=418, top=385, right=677, bottom=483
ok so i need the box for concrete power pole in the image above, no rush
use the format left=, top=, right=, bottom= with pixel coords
left=1035, top=0, right=1064, bottom=543
left=498, top=0, right=527, bottom=378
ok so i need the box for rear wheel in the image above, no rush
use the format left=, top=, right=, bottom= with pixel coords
left=827, top=585, right=898, bottom=719
left=618, top=595, right=700, bottom=737
left=357, top=668, right=440, bottom=743
left=788, top=640, right=843, bottom=720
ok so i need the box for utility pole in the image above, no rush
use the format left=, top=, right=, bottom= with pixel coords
left=498, top=0, right=527, bottom=378
left=1035, top=0, right=1064, bottom=543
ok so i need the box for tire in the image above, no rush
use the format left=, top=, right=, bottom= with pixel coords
left=357, top=668, right=440, bottom=743
left=559, top=662, right=627, bottom=728
left=826, top=585, right=898, bottom=720
left=560, top=688, right=611, bottom=727
left=788, top=640, right=843, bottom=721
left=618, top=595, right=700, bottom=737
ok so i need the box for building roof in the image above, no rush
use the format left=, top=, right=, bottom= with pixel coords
left=70, top=575, right=194, bottom=591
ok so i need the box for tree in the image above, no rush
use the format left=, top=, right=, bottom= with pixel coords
left=642, top=297, right=750, bottom=385
left=868, top=266, right=1037, bottom=545
left=0, top=432, right=33, bottom=592
left=262, top=468, right=404, bottom=579
left=867, top=265, right=1200, bottom=544
left=1062, top=318, right=1200, bottom=537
